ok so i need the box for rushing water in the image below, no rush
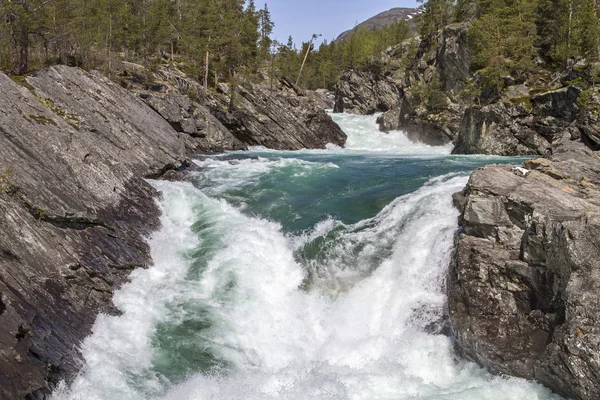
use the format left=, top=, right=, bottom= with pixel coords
left=53, top=114, right=561, bottom=400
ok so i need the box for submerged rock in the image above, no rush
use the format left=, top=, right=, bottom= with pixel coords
left=449, top=134, right=600, bottom=399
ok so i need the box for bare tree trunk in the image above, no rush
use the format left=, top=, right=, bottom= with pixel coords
left=568, top=0, right=573, bottom=51
left=296, top=41, right=312, bottom=86
left=270, top=51, right=274, bottom=91
left=296, top=34, right=320, bottom=87
left=8, top=14, right=20, bottom=73
left=6, top=10, right=28, bottom=75
left=204, top=37, right=210, bottom=89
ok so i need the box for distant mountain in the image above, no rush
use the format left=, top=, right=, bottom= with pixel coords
left=335, top=7, right=421, bottom=43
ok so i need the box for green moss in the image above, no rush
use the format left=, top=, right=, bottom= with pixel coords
left=9, top=75, right=36, bottom=92
left=34, top=96, right=81, bottom=128
left=509, top=96, right=533, bottom=111
left=31, top=207, right=48, bottom=220
left=0, top=168, right=14, bottom=193
left=29, top=114, right=57, bottom=126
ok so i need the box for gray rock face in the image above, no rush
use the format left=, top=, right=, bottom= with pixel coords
left=449, top=136, right=600, bottom=399
left=453, top=102, right=546, bottom=155
left=435, top=23, right=473, bottom=92
left=0, top=65, right=189, bottom=398
left=0, top=65, right=345, bottom=398
left=333, top=70, right=402, bottom=115
left=453, top=87, right=583, bottom=155
left=209, top=77, right=347, bottom=150
left=342, top=24, right=471, bottom=147
left=141, top=93, right=246, bottom=152
left=377, top=99, right=454, bottom=146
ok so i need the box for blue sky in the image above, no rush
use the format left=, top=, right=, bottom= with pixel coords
left=263, top=0, right=420, bottom=48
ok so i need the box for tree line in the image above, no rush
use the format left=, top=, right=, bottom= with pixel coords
left=420, top=0, right=600, bottom=91
left=276, top=20, right=411, bottom=90
left=0, top=0, right=412, bottom=91
left=0, top=0, right=274, bottom=85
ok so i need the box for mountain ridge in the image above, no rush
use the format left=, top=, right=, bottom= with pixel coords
left=335, top=7, right=421, bottom=42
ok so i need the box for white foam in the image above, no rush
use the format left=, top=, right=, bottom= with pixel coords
left=221, top=112, right=453, bottom=157
left=191, top=157, right=339, bottom=195
left=330, top=113, right=453, bottom=155
left=52, top=113, right=559, bottom=400
left=54, top=174, right=560, bottom=400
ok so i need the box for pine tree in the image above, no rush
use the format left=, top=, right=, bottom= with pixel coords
left=469, top=0, right=538, bottom=90
left=574, top=0, right=600, bottom=61
left=418, top=0, right=453, bottom=37
left=258, top=3, right=274, bottom=60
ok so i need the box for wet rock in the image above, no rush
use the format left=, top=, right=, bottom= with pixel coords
left=449, top=136, right=600, bottom=399
left=309, top=89, right=335, bottom=110
left=453, top=102, right=545, bottom=155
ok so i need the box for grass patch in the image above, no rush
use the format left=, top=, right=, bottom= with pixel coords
left=34, top=96, right=81, bottom=128
left=0, top=168, right=14, bottom=193
left=9, top=75, right=36, bottom=92
left=509, top=96, right=533, bottom=111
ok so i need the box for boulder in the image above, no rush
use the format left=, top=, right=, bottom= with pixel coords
left=449, top=135, right=600, bottom=400
left=309, top=89, right=336, bottom=110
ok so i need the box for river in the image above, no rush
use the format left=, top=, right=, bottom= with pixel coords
left=53, top=113, right=560, bottom=400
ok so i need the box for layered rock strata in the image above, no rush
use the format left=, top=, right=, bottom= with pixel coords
left=0, top=65, right=345, bottom=398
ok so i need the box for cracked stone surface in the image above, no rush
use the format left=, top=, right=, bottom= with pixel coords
left=449, top=133, right=600, bottom=399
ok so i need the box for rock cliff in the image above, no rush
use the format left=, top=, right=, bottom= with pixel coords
left=0, top=65, right=345, bottom=398
left=449, top=134, right=600, bottom=399
left=334, top=24, right=472, bottom=147
left=333, top=70, right=403, bottom=115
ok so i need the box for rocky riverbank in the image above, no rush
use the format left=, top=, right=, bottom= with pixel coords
left=0, top=65, right=345, bottom=398
left=449, top=133, right=600, bottom=399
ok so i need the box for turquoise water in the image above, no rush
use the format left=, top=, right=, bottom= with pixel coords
left=53, top=114, right=559, bottom=400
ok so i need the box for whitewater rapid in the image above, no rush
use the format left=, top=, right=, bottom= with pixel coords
left=52, top=115, right=560, bottom=400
